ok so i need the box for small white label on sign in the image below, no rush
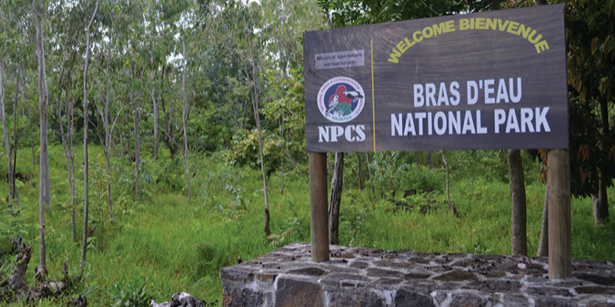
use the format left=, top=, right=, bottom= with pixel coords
left=315, top=50, right=364, bottom=70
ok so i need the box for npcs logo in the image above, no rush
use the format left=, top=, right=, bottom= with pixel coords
left=318, top=76, right=365, bottom=123
left=318, top=125, right=366, bottom=143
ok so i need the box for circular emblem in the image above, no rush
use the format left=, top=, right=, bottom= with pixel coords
left=317, top=76, right=365, bottom=123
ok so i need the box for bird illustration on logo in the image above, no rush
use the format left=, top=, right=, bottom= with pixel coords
left=343, top=90, right=363, bottom=99
left=326, top=95, right=340, bottom=115
left=325, top=85, right=354, bottom=116
left=317, top=76, right=365, bottom=123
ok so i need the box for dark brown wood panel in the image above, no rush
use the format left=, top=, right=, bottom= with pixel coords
left=304, top=4, right=567, bottom=153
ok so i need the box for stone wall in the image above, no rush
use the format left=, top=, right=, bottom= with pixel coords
left=221, top=242, right=615, bottom=307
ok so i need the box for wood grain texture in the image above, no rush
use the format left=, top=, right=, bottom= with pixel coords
left=508, top=149, right=527, bottom=256
left=310, top=153, right=329, bottom=262
left=548, top=149, right=571, bottom=279
left=304, top=4, right=567, bottom=153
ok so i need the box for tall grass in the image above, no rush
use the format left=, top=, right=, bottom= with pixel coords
left=0, top=146, right=613, bottom=306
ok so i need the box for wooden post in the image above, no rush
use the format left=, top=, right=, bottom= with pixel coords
left=310, top=152, right=329, bottom=262
left=547, top=149, right=571, bottom=279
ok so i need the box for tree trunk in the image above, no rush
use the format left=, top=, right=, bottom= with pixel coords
left=0, top=62, right=14, bottom=209
left=426, top=151, right=432, bottom=167
left=182, top=41, right=191, bottom=201
left=11, top=64, right=21, bottom=210
left=33, top=0, right=49, bottom=281
left=365, top=153, right=374, bottom=193
left=68, top=85, right=76, bottom=242
left=329, top=152, right=344, bottom=245
left=244, top=17, right=270, bottom=237
left=80, top=0, right=99, bottom=271
left=105, top=38, right=113, bottom=222
left=593, top=99, right=609, bottom=225
left=152, top=67, right=159, bottom=162
left=132, top=61, right=141, bottom=203
left=508, top=149, right=527, bottom=256
left=26, top=96, right=34, bottom=165
left=280, top=118, right=284, bottom=193
left=356, top=152, right=363, bottom=191
left=535, top=0, right=548, bottom=257
left=193, top=111, right=198, bottom=177
left=159, top=65, right=177, bottom=159
left=537, top=185, right=549, bottom=257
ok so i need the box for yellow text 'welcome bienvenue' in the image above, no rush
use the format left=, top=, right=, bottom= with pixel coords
left=388, top=18, right=550, bottom=63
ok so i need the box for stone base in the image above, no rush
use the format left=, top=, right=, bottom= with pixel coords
left=221, top=242, right=615, bottom=307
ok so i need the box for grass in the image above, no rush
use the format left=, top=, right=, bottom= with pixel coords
left=0, top=145, right=614, bottom=306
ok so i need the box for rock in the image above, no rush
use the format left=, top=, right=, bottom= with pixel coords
left=275, top=277, right=323, bottom=307
left=433, top=269, right=477, bottom=282
left=573, top=272, right=615, bottom=286
left=449, top=293, right=486, bottom=307
left=328, top=289, right=384, bottom=307
left=286, top=267, right=328, bottom=277
left=534, top=297, right=576, bottom=307
left=170, top=292, right=205, bottom=307
left=394, top=288, right=434, bottom=306
left=151, top=292, right=206, bottom=307
left=67, top=294, right=87, bottom=307
left=223, top=288, right=265, bottom=307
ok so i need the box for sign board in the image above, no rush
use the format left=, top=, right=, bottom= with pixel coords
left=303, top=4, right=567, bottom=153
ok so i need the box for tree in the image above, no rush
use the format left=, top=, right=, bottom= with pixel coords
left=32, top=0, right=49, bottom=281
left=329, top=152, right=343, bottom=244
left=0, top=62, right=14, bottom=209
left=565, top=0, right=615, bottom=225
left=81, top=0, right=100, bottom=271
left=182, top=40, right=191, bottom=201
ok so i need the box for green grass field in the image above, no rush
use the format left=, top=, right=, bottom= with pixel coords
left=1, top=145, right=614, bottom=306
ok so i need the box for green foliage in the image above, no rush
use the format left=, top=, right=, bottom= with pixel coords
left=109, top=278, right=153, bottom=307
left=563, top=0, right=615, bottom=198
left=1, top=145, right=615, bottom=307
left=226, top=128, right=283, bottom=177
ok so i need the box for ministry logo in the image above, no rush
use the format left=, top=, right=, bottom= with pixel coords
left=317, top=76, right=365, bottom=123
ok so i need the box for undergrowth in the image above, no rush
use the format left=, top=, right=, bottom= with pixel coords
left=0, top=146, right=613, bottom=306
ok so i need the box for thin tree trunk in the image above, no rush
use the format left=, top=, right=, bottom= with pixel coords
left=594, top=99, right=609, bottom=225
left=329, top=152, right=344, bottom=244
left=132, top=61, right=141, bottom=203
left=426, top=151, right=432, bottom=168
left=535, top=0, right=549, bottom=257
left=192, top=106, right=198, bottom=178
left=56, top=40, right=78, bottom=242
left=508, top=149, right=527, bottom=256
left=537, top=185, right=549, bottom=257
left=68, top=85, right=76, bottom=242
left=365, top=152, right=374, bottom=193
left=11, top=65, right=21, bottom=210
left=80, top=0, right=99, bottom=271
left=356, top=152, right=363, bottom=190
left=26, top=95, right=34, bottom=165
left=0, top=63, right=14, bottom=208
left=244, top=17, right=270, bottom=237
left=105, top=37, right=113, bottom=222
left=150, top=41, right=159, bottom=161
left=280, top=117, right=284, bottom=193
left=33, top=0, right=49, bottom=281
left=182, top=41, right=191, bottom=201
left=159, top=65, right=177, bottom=159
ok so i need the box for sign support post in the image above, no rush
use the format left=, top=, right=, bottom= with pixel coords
left=548, top=149, right=571, bottom=278
left=309, top=152, right=329, bottom=262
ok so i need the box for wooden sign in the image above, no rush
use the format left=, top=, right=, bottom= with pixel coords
left=303, top=4, right=567, bottom=153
